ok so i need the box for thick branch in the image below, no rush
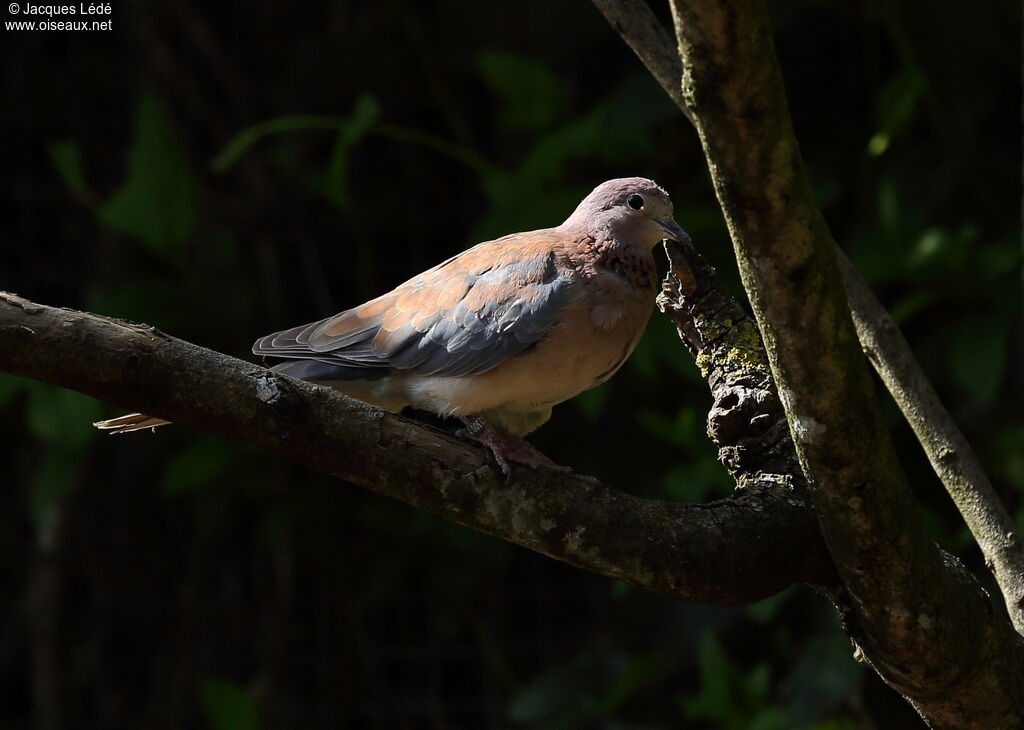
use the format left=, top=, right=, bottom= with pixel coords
left=668, top=0, right=1024, bottom=725
left=590, top=0, right=1024, bottom=641
left=0, top=291, right=830, bottom=606
left=838, top=252, right=1024, bottom=632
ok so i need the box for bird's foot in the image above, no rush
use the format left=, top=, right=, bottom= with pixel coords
left=456, top=416, right=570, bottom=478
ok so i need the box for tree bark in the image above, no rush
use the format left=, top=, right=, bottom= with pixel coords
left=592, top=0, right=1024, bottom=639
left=837, top=251, right=1024, bottom=633
left=667, top=0, right=1024, bottom=725
left=0, top=290, right=830, bottom=606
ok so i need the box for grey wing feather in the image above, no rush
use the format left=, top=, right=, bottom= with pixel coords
left=252, top=237, right=577, bottom=381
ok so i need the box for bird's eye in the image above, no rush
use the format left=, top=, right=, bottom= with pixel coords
left=627, top=193, right=644, bottom=211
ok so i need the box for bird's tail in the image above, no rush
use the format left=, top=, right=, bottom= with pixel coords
left=93, top=413, right=171, bottom=435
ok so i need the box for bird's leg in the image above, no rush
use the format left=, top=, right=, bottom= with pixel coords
left=456, top=416, right=570, bottom=477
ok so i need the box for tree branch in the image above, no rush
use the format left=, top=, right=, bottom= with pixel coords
left=658, top=236, right=806, bottom=485
left=0, top=291, right=830, bottom=607
left=666, top=0, right=1024, bottom=724
left=590, top=0, right=1024, bottom=641
left=838, top=251, right=1024, bottom=632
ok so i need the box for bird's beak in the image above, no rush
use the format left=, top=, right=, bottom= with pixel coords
left=656, top=217, right=689, bottom=244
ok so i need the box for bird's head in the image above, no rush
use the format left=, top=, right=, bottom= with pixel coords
left=562, top=177, right=688, bottom=248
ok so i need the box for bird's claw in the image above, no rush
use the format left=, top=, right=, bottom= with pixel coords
left=456, top=417, right=570, bottom=479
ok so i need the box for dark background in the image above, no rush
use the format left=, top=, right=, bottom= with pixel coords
left=1, top=1, right=1020, bottom=728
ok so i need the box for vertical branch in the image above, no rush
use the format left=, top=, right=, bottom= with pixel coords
left=588, top=0, right=1024, bottom=640
left=589, top=0, right=1024, bottom=634
left=838, top=252, right=1024, bottom=631
left=666, top=0, right=1024, bottom=724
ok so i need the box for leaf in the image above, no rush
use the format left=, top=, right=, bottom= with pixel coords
left=866, top=132, right=889, bottom=157
left=877, top=69, right=925, bottom=134
left=30, top=448, right=78, bottom=533
left=506, top=659, right=585, bottom=724
left=947, top=315, right=1009, bottom=404
left=661, top=462, right=727, bottom=503
left=200, top=676, right=260, bottom=730
left=25, top=383, right=101, bottom=450
left=877, top=178, right=900, bottom=242
left=477, top=51, right=566, bottom=130
left=0, top=374, right=25, bottom=410
left=992, top=426, right=1024, bottom=488
left=784, top=633, right=862, bottom=724
left=680, top=636, right=806, bottom=729
left=46, top=139, right=97, bottom=206
left=596, top=655, right=664, bottom=714
left=637, top=406, right=701, bottom=448
left=888, top=290, right=939, bottom=324
left=745, top=589, right=792, bottom=624
left=162, top=436, right=234, bottom=495
left=323, top=94, right=379, bottom=208
left=908, top=227, right=947, bottom=266
left=472, top=74, right=674, bottom=240
left=749, top=708, right=799, bottom=730
left=868, top=68, right=924, bottom=156
left=681, top=635, right=734, bottom=722
left=96, top=92, right=196, bottom=262
left=571, top=382, right=610, bottom=420
left=610, top=580, right=632, bottom=600
left=88, top=281, right=190, bottom=328
left=211, top=114, right=347, bottom=173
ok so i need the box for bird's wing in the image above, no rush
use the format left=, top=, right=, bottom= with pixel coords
left=252, top=230, right=578, bottom=379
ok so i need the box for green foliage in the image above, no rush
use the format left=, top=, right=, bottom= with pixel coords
left=637, top=406, right=732, bottom=502
left=0, top=374, right=25, bottom=410
left=25, top=383, right=100, bottom=450
left=22, top=383, right=100, bottom=532
left=200, top=676, right=261, bottom=730
left=991, top=427, right=1024, bottom=495
left=946, top=315, right=1009, bottom=404
left=88, top=280, right=194, bottom=328
left=680, top=636, right=783, bottom=729
left=477, top=50, right=567, bottom=131
left=324, top=94, right=379, bottom=208
left=30, top=448, right=78, bottom=533
left=161, top=436, right=236, bottom=495
left=868, top=68, right=924, bottom=157
left=211, top=100, right=499, bottom=209
left=211, top=113, right=353, bottom=173
left=571, top=382, right=610, bottom=421
left=95, top=92, right=197, bottom=263
left=744, top=590, right=792, bottom=625
left=211, top=50, right=675, bottom=245
left=507, top=651, right=666, bottom=729
left=472, top=66, right=676, bottom=240
left=46, top=139, right=97, bottom=206
left=680, top=636, right=857, bottom=730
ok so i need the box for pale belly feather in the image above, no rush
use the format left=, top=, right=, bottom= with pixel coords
left=325, top=272, right=656, bottom=436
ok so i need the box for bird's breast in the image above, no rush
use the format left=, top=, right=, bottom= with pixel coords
left=370, top=247, right=657, bottom=423
left=596, top=249, right=657, bottom=291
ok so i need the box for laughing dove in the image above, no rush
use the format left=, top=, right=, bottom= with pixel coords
left=96, top=178, right=686, bottom=473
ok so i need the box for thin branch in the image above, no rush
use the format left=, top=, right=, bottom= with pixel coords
left=666, top=0, right=1024, bottom=724
left=0, top=291, right=831, bottom=607
left=588, top=1, right=1024, bottom=639
left=838, top=251, right=1024, bottom=632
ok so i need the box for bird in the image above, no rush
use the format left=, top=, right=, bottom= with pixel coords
left=95, top=177, right=686, bottom=474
